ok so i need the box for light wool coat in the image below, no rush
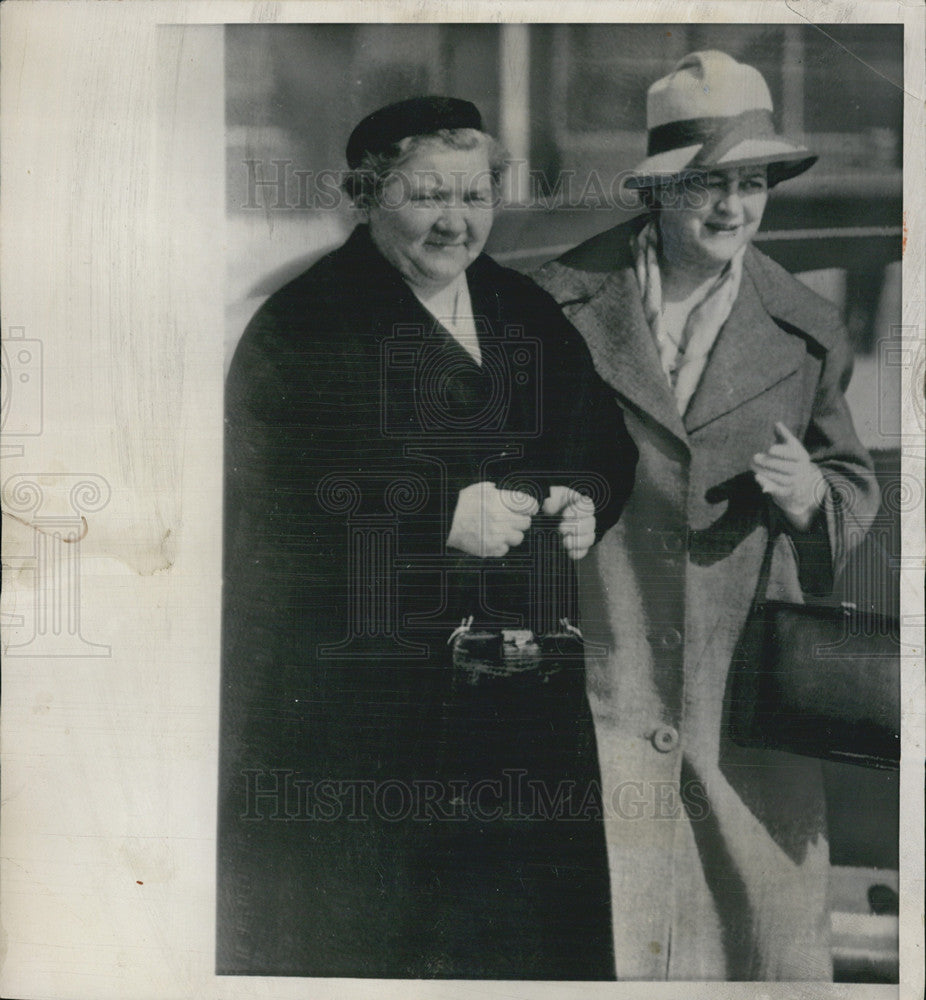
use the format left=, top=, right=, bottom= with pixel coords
left=535, top=220, right=878, bottom=981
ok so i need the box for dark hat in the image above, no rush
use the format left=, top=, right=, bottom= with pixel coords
left=346, top=96, right=483, bottom=168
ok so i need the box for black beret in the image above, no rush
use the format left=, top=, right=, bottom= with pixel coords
left=346, top=96, right=483, bottom=168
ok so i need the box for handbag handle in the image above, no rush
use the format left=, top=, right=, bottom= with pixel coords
left=748, top=505, right=783, bottom=617
left=752, top=502, right=865, bottom=614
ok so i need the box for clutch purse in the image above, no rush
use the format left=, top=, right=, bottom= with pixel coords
left=449, top=620, right=585, bottom=688
left=728, top=599, right=900, bottom=769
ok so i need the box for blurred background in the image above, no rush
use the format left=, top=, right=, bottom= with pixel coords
left=225, top=23, right=905, bottom=981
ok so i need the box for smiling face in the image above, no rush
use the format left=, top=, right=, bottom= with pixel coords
left=656, top=165, right=769, bottom=276
left=365, top=141, right=496, bottom=295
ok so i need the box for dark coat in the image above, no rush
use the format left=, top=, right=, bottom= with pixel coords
left=534, top=219, right=879, bottom=980
left=217, top=225, right=637, bottom=979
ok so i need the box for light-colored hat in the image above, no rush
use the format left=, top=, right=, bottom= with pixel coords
left=626, top=50, right=817, bottom=189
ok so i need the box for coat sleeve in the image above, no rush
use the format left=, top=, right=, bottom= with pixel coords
left=531, top=281, right=638, bottom=542
left=784, top=325, right=880, bottom=595
left=222, top=305, right=334, bottom=756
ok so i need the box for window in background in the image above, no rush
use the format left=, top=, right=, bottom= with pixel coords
left=548, top=23, right=902, bottom=195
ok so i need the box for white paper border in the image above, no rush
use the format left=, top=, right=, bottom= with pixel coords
left=1, top=3, right=922, bottom=999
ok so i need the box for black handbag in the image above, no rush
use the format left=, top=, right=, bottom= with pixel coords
left=449, top=620, right=585, bottom=688
left=728, top=529, right=901, bottom=770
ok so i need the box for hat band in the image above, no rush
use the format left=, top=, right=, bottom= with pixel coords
left=647, top=108, right=775, bottom=158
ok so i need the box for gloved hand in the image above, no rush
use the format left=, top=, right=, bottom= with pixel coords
left=543, top=485, right=596, bottom=560
left=447, top=481, right=539, bottom=558
left=751, top=422, right=826, bottom=532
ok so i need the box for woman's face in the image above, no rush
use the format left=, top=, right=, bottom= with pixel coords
left=366, top=142, right=496, bottom=295
left=656, top=165, right=769, bottom=275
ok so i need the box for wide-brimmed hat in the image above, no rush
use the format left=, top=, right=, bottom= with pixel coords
left=625, top=50, right=817, bottom=189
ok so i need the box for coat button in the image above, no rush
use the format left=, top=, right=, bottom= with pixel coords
left=646, top=627, right=683, bottom=649
left=660, top=627, right=682, bottom=649
left=652, top=726, right=680, bottom=753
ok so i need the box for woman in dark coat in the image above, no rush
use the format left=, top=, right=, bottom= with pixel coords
left=217, top=97, right=637, bottom=979
left=535, top=53, right=879, bottom=980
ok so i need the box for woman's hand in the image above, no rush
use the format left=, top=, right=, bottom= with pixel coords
left=447, top=482, right=539, bottom=558
left=543, top=486, right=597, bottom=560
left=751, top=422, right=826, bottom=531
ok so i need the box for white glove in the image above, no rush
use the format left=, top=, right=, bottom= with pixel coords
left=447, top=481, right=539, bottom=558
left=543, top=485, right=596, bottom=560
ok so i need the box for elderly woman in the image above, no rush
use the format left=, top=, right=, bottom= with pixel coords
left=218, top=97, right=636, bottom=979
left=536, top=52, right=879, bottom=980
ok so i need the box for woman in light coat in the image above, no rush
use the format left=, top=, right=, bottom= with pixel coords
left=535, top=51, right=879, bottom=980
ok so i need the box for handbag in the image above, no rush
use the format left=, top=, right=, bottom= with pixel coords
left=728, top=527, right=901, bottom=770
left=449, top=619, right=585, bottom=688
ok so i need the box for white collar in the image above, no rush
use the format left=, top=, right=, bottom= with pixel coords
left=409, top=273, right=481, bottom=365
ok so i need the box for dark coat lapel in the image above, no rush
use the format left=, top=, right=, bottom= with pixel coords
left=347, top=225, right=485, bottom=364
left=569, top=267, right=689, bottom=445
left=683, top=262, right=808, bottom=433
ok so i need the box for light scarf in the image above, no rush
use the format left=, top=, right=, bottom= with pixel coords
left=632, top=218, right=746, bottom=415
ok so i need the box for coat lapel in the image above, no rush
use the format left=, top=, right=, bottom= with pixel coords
left=569, top=267, right=690, bottom=446
left=683, top=265, right=808, bottom=433
left=357, top=227, right=481, bottom=362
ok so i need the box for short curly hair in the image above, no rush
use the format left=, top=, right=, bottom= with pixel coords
left=342, top=128, right=509, bottom=206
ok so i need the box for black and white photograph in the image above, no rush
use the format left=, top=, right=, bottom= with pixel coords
left=1, top=5, right=923, bottom=999
left=218, top=21, right=906, bottom=983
